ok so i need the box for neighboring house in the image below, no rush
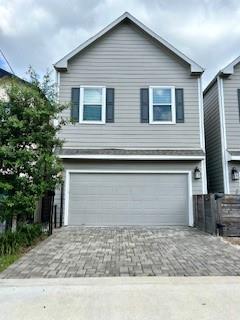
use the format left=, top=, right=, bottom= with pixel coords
left=54, top=12, right=206, bottom=227
left=0, top=68, right=15, bottom=99
left=204, top=56, right=240, bottom=194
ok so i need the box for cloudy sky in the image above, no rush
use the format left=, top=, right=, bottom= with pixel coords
left=1, top=0, right=240, bottom=87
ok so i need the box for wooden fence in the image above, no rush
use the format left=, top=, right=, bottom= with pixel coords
left=193, top=194, right=240, bottom=236
left=217, top=195, right=240, bottom=236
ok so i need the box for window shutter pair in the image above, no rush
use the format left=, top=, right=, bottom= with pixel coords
left=140, top=88, right=185, bottom=123
left=71, top=88, right=114, bottom=122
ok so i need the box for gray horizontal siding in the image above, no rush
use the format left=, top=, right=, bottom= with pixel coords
left=203, top=81, right=224, bottom=193
left=63, top=160, right=203, bottom=194
left=223, top=63, right=240, bottom=150
left=58, top=21, right=201, bottom=149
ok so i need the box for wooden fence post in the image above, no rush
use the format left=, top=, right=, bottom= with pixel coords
left=210, top=194, right=217, bottom=235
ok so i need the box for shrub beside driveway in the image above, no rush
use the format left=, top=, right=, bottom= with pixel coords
left=0, top=224, right=46, bottom=272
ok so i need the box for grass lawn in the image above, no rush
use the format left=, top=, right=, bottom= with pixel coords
left=0, top=233, right=48, bottom=273
left=0, top=253, right=21, bottom=273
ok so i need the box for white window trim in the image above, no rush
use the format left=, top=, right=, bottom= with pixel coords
left=149, top=86, right=176, bottom=124
left=79, top=86, right=106, bottom=124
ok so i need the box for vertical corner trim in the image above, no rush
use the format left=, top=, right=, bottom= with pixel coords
left=217, top=76, right=230, bottom=194
left=64, top=170, right=70, bottom=226
left=198, top=77, right=205, bottom=151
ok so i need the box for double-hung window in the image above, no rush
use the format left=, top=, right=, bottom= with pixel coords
left=80, top=86, right=106, bottom=124
left=149, top=86, right=175, bottom=124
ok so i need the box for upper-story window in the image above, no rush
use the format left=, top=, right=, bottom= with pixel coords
left=80, top=86, right=106, bottom=124
left=149, top=86, right=176, bottom=124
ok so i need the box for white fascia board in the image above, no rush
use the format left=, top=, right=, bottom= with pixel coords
left=54, top=12, right=204, bottom=74
left=230, top=156, right=240, bottom=161
left=221, top=55, right=240, bottom=75
left=198, top=77, right=205, bottom=151
left=58, top=154, right=205, bottom=160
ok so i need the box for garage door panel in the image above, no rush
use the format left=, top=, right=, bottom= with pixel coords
left=68, top=173, right=188, bottom=226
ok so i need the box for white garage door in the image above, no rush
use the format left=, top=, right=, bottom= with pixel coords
left=67, top=172, right=189, bottom=226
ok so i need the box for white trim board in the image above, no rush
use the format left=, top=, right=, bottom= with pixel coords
left=61, top=147, right=204, bottom=150
left=79, top=86, right=106, bottom=124
left=221, top=55, right=240, bottom=75
left=198, top=77, right=205, bottom=151
left=149, top=86, right=176, bottom=125
left=230, top=156, right=240, bottom=161
left=64, top=169, right=194, bottom=227
left=59, top=154, right=205, bottom=160
left=217, top=76, right=230, bottom=194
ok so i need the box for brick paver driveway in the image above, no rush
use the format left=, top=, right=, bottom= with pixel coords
left=1, top=227, right=240, bottom=278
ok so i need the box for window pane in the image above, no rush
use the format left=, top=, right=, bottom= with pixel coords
left=84, top=88, right=102, bottom=104
left=153, top=105, right=172, bottom=121
left=153, top=88, right=171, bottom=104
left=83, top=105, right=102, bottom=121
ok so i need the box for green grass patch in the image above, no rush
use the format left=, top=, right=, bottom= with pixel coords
left=0, top=224, right=48, bottom=272
left=0, top=253, right=21, bottom=272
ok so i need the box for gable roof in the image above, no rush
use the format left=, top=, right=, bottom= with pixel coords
left=220, top=55, right=240, bottom=75
left=204, top=55, right=240, bottom=95
left=54, top=12, right=204, bottom=74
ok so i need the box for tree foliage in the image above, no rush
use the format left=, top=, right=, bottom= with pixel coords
left=0, top=69, right=66, bottom=222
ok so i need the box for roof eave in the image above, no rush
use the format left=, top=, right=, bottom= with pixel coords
left=220, top=55, right=240, bottom=76
left=54, top=12, right=204, bottom=74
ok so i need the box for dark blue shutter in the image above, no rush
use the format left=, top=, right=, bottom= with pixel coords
left=71, top=88, right=80, bottom=122
left=175, top=88, right=184, bottom=123
left=238, top=89, right=240, bottom=122
left=106, top=88, right=114, bottom=123
left=140, top=88, right=149, bottom=123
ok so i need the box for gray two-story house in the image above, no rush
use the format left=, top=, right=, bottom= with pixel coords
left=54, top=12, right=206, bottom=227
left=204, top=56, right=240, bottom=195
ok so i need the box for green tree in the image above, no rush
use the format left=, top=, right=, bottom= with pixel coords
left=0, top=69, right=66, bottom=224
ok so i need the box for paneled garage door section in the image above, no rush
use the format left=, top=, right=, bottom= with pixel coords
left=68, top=173, right=188, bottom=226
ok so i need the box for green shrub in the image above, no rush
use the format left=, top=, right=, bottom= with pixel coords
left=0, top=224, right=43, bottom=256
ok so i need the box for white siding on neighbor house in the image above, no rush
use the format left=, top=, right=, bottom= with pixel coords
left=53, top=160, right=203, bottom=225
left=228, top=161, right=240, bottom=194
left=203, top=81, right=224, bottom=193
left=58, top=21, right=201, bottom=149
left=223, top=63, right=240, bottom=151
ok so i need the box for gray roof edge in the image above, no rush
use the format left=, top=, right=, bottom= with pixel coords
left=54, top=12, right=204, bottom=74
left=57, top=148, right=205, bottom=156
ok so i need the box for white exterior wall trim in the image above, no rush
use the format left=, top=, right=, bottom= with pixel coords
left=230, top=156, right=240, bottom=161
left=149, top=86, right=176, bottom=125
left=217, top=76, right=230, bottom=194
left=64, top=169, right=194, bottom=227
left=59, top=155, right=205, bottom=160
left=60, top=147, right=205, bottom=150
left=198, top=77, right=205, bottom=151
left=198, top=77, right=207, bottom=194
left=201, top=158, right=207, bottom=194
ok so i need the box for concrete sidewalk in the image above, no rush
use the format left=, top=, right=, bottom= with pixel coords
left=0, top=277, right=240, bottom=320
